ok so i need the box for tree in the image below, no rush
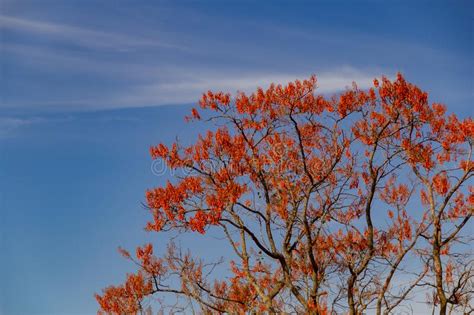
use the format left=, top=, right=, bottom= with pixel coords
left=96, top=74, right=473, bottom=314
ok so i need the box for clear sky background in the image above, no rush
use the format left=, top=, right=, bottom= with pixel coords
left=0, top=1, right=473, bottom=314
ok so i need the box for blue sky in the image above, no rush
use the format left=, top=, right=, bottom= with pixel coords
left=0, top=1, right=473, bottom=314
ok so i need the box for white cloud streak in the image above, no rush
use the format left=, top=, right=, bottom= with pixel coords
left=0, top=15, right=183, bottom=51
left=1, top=67, right=387, bottom=111
left=102, top=67, right=385, bottom=109
left=0, top=15, right=389, bottom=111
left=0, top=117, right=42, bottom=138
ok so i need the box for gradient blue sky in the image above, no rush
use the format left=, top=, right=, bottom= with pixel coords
left=1, top=1, right=473, bottom=314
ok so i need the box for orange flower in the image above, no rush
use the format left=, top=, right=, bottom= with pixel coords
left=433, top=172, right=450, bottom=195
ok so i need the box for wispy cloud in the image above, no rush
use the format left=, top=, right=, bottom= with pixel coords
left=0, top=15, right=183, bottom=51
left=0, top=117, right=42, bottom=138
left=23, top=67, right=384, bottom=110
left=0, top=15, right=391, bottom=112
left=102, top=67, right=386, bottom=108
left=0, top=116, right=73, bottom=138
left=1, top=43, right=161, bottom=78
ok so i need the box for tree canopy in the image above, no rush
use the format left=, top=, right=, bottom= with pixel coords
left=96, top=74, right=473, bottom=315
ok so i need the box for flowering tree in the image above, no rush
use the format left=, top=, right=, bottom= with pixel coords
left=96, top=74, right=473, bottom=314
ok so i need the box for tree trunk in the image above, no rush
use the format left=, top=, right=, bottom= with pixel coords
left=348, top=275, right=357, bottom=315
left=433, top=223, right=447, bottom=315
